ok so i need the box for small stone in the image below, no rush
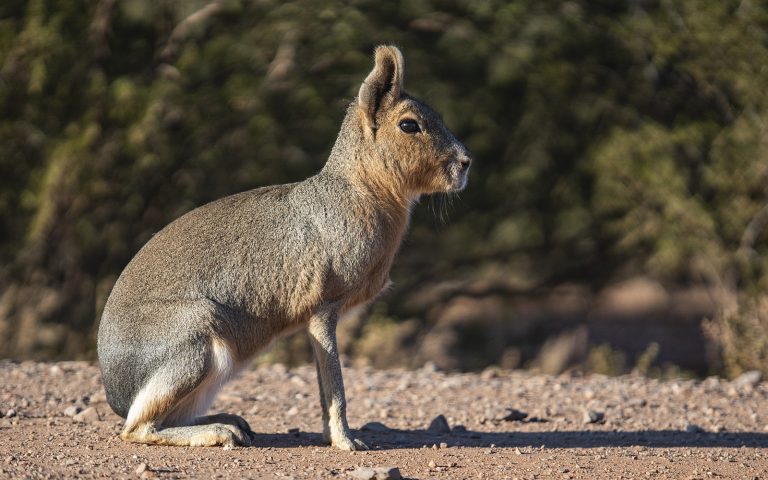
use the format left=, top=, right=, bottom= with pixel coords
left=90, top=390, right=107, bottom=403
left=378, top=467, right=402, bottom=479
left=349, top=466, right=401, bottom=480
left=422, top=361, right=438, bottom=372
left=439, top=442, right=448, bottom=449
left=73, top=407, right=99, bottom=423
left=5, top=409, right=16, bottom=418
left=63, top=405, right=81, bottom=417
left=582, top=410, right=604, bottom=424
left=135, top=463, right=149, bottom=475
left=734, top=370, right=762, bottom=387
left=428, top=460, right=436, bottom=469
left=4, top=456, right=13, bottom=464
left=484, top=407, right=528, bottom=423
left=64, top=459, right=77, bottom=466
left=427, top=415, right=451, bottom=435
left=350, top=467, right=376, bottom=480
left=685, top=423, right=703, bottom=433
left=285, top=406, right=299, bottom=416
left=501, top=408, right=528, bottom=422
left=480, top=367, right=499, bottom=380
left=361, top=421, right=391, bottom=433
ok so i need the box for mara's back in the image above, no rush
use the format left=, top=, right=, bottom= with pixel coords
left=104, top=183, right=303, bottom=314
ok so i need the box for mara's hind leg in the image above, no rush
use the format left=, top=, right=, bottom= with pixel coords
left=120, top=338, right=252, bottom=447
left=123, top=422, right=251, bottom=448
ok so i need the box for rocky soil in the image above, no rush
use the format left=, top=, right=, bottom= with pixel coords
left=1, top=360, right=767, bottom=479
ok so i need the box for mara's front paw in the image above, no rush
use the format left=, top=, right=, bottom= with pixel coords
left=332, top=435, right=369, bottom=451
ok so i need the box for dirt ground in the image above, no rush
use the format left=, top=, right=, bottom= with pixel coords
left=1, top=360, right=767, bottom=479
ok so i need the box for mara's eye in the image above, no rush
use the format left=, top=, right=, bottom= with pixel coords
left=398, top=119, right=421, bottom=134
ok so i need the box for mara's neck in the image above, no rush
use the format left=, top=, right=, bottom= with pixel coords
left=321, top=103, right=417, bottom=222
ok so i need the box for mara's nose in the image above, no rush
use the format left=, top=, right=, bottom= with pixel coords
left=458, top=155, right=472, bottom=171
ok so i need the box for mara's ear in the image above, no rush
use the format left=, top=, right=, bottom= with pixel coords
left=357, top=45, right=404, bottom=134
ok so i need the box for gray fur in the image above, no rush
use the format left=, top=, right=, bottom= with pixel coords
left=97, top=45, right=471, bottom=450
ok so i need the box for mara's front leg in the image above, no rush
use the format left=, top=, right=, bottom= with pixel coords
left=308, top=305, right=368, bottom=451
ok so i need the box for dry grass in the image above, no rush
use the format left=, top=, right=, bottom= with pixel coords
left=704, top=293, right=768, bottom=378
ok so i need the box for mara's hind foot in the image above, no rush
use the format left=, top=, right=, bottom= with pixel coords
left=192, top=413, right=257, bottom=444
left=121, top=422, right=252, bottom=448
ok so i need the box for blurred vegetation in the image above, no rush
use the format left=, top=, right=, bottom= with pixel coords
left=1, top=0, right=767, bottom=377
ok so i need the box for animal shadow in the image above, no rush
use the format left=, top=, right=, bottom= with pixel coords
left=249, top=422, right=768, bottom=449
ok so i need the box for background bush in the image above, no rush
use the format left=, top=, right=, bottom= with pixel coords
left=1, top=0, right=766, bottom=376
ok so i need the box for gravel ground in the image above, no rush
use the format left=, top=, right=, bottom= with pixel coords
left=1, top=360, right=767, bottom=479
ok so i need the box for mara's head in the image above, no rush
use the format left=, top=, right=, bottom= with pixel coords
left=353, top=45, right=472, bottom=196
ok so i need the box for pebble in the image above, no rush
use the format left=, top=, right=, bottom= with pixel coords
left=90, top=390, right=107, bottom=403
left=427, top=414, right=451, bottom=435
left=501, top=408, right=528, bottom=422
left=428, top=460, right=436, bottom=468
left=63, top=405, right=81, bottom=417
left=73, top=407, right=100, bottom=423
left=361, top=421, right=391, bottom=433
left=484, top=407, right=528, bottom=423
left=685, top=423, right=703, bottom=433
left=5, top=409, right=16, bottom=418
left=349, top=466, right=402, bottom=480
left=439, top=442, right=448, bottom=449
left=583, top=410, right=604, bottom=424
left=422, top=361, right=438, bottom=373
left=734, top=370, right=762, bottom=387
left=135, top=463, right=149, bottom=475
